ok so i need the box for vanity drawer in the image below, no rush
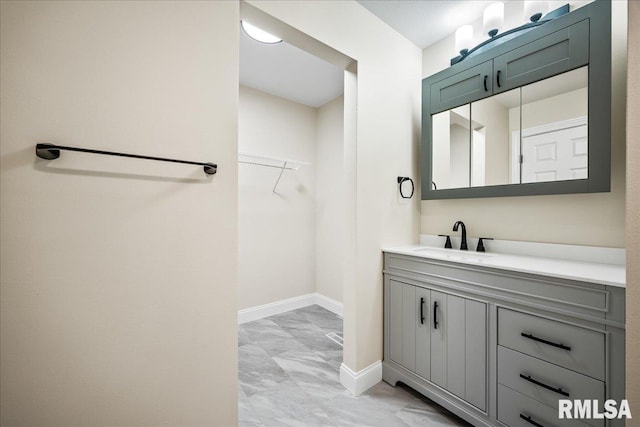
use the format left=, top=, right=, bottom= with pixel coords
left=498, top=384, right=591, bottom=427
left=498, top=308, right=605, bottom=380
left=498, top=346, right=604, bottom=426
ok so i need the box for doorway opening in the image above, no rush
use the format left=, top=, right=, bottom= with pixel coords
left=236, top=6, right=357, bottom=424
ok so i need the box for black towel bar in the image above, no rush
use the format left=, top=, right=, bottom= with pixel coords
left=35, top=143, right=217, bottom=175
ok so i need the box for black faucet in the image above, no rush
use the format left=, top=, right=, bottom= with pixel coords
left=452, top=221, right=467, bottom=250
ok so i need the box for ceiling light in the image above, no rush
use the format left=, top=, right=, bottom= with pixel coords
left=483, top=2, right=504, bottom=38
left=241, top=21, right=282, bottom=44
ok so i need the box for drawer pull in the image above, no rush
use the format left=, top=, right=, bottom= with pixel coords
left=521, top=332, right=571, bottom=351
left=434, top=301, right=439, bottom=329
left=420, top=297, right=425, bottom=325
left=519, top=414, right=545, bottom=427
left=519, top=374, right=570, bottom=397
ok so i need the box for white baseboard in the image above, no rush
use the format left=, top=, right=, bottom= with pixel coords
left=315, top=293, right=343, bottom=317
left=238, top=293, right=343, bottom=324
left=340, top=361, right=382, bottom=396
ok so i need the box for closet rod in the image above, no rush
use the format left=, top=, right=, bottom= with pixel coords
left=35, top=143, right=217, bottom=175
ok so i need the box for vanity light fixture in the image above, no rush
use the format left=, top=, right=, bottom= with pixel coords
left=451, top=2, right=569, bottom=65
left=455, top=25, right=474, bottom=56
left=483, top=2, right=504, bottom=38
left=241, top=21, right=282, bottom=44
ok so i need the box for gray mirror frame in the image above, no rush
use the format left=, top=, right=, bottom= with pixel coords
left=421, top=0, right=611, bottom=200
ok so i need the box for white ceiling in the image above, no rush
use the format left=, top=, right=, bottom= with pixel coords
left=356, top=0, right=493, bottom=48
left=239, top=26, right=344, bottom=108
left=239, top=1, right=491, bottom=108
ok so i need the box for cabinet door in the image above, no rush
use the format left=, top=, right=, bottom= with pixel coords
left=430, top=291, right=447, bottom=388
left=388, top=280, right=416, bottom=371
left=430, top=60, right=493, bottom=114
left=465, top=299, right=487, bottom=411
left=445, top=296, right=487, bottom=411
left=493, top=19, right=589, bottom=93
left=431, top=292, right=487, bottom=411
left=415, top=287, right=431, bottom=380
left=446, top=295, right=466, bottom=400
left=388, top=282, right=487, bottom=411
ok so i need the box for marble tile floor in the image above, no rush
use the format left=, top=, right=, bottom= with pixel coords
left=238, top=305, right=470, bottom=427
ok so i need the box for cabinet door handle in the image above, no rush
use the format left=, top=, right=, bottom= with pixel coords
left=433, top=301, right=439, bottom=329
left=420, top=297, right=425, bottom=325
left=519, top=374, right=570, bottom=397
left=496, top=70, right=502, bottom=87
left=483, top=75, right=488, bottom=92
left=521, top=332, right=572, bottom=351
left=519, top=414, right=544, bottom=427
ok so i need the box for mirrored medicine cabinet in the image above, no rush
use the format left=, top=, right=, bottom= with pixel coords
left=421, top=0, right=611, bottom=200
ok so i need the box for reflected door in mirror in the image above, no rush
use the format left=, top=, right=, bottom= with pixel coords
left=519, top=66, right=588, bottom=183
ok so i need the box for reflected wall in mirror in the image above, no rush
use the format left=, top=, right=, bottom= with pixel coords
left=430, top=66, right=588, bottom=190
left=471, top=89, right=520, bottom=187
left=432, top=105, right=471, bottom=190
left=520, top=66, right=588, bottom=183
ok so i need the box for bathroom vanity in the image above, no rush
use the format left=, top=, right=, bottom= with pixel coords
left=387, top=1, right=624, bottom=423
left=382, top=244, right=625, bottom=427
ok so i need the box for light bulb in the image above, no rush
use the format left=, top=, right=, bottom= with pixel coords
left=483, top=2, right=504, bottom=37
left=455, top=25, right=474, bottom=55
left=524, top=0, right=551, bottom=22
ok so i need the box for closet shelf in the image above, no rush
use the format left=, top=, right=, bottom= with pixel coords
left=238, top=152, right=310, bottom=193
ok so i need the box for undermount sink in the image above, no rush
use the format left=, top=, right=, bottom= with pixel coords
left=411, top=246, right=493, bottom=263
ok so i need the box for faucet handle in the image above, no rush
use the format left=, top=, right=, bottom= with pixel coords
left=438, top=234, right=452, bottom=249
left=476, top=237, right=493, bottom=252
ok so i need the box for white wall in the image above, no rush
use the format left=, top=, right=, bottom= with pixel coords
left=239, top=87, right=345, bottom=309
left=626, top=0, right=640, bottom=414
left=245, top=1, right=422, bottom=374
left=450, top=124, right=470, bottom=188
left=472, top=97, right=510, bottom=186
left=432, top=111, right=451, bottom=189
left=421, top=1, right=627, bottom=248
left=238, top=85, right=317, bottom=310
left=0, top=2, right=238, bottom=425
left=316, top=95, right=345, bottom=303
left=521, top=87, right=588, bottom=130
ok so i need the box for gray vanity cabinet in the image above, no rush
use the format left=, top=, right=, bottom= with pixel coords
left=431, top=291, right=487, bottom=411
left=429, top=290, right=446, bottom=387
left=385, top=279, right=487, bottom=412
left=415, top=286, right=430, bottom=379
left=427, top=20, right=589, bottom=115
left=493, top=19, right=589, bottom=94
left=382, top=251, right=625, bottom=427
left=429, top=60, right=493, bottom=114
left=388, top=280, right=416, bottom=371
left=463, top=298, right=488, bottom=410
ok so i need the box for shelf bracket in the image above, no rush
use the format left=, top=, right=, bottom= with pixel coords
left=272, top=161, right=288, bottom=193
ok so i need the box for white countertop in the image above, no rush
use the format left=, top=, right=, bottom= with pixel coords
left=383, top=244, right=626, bottom=288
